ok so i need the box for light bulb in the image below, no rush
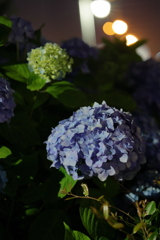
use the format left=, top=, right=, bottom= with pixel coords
left=90, top=0, right=111, bottom=18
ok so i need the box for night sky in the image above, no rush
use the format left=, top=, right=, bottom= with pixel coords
left=3, top=0, right=160, bottom=57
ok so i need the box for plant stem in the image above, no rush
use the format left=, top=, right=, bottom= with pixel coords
left=66, top=192, right=137, bottom=222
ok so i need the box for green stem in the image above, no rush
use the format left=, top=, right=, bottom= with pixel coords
left=109, top=204, right=136, bottom=222
left=67, top=192, right=136, bottom=222
left=29, top=91, right=39, bottom=119
left=139, top=215, right=147, bottom=240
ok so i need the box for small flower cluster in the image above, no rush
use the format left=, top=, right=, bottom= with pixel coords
left=8, top=15, right=35, bottom=43
left=27, top=42, right=73, bottom=82
left=0, top=78, right=16, bottom=123
left=126, top=170, right=160, bottom=201
left=0, top=166, right=8, bottom=193
left=46, top=101, right=146, bottom=181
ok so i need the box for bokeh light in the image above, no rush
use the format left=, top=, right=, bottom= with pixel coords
left=112, top=20, right=128, bottom=35
left=90, top=0, right=111, bottom=18
left=136, top=44, right=151, bottom=61
left=155, top=52, right=160, bottom=62
left=126, top=34, right=138, bottom=46
left=103, top=22, right=115, bottom=35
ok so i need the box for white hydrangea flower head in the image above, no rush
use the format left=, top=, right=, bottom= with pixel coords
left=27, top=42, right=73, bottom=82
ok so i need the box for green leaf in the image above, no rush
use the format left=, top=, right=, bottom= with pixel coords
left=29, top=210, right=65, bottom=240
left=27, top=73, right=46, bottom=91
left=64, top=222, right=91, bottom=240
left=0, top=25, right=11, bottom=46
left=0, top=16, right=12, bottom=46
left=112, top=222, right=124, bottom=229
left=0, top=16, right=12, bottom=28
left=46, top=81, right=76, bottom=98
left=3, top=63, right=31, bottom=82
left=145, top=201, right=156, bottom=215
left=25, top=208, right=39, bottom=216
left=147, top=230, right=158, bottom=240
left=133, top=222, right=144, bottom=234
left=46, top=81, right=90, bottom=108
left=0, top=146, right=11, bottom=158
left=80, top=199, right=114, bottom=240
left=58, top=167, right=77, bottom=199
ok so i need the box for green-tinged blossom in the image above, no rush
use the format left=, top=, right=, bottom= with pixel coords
left=27, top=42, right=73, bottom=82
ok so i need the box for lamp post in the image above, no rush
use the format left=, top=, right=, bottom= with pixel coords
left=78, top=0, right=111, bottom=46
left=78, top=0, right=96, bottom=46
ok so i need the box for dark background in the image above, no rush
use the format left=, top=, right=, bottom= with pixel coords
left=1, top=0, right=160, bottom=57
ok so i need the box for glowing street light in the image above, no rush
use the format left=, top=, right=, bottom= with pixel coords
left=112, top=20, right=128, bottom=35
left=90, top=0, right=111, bottom=18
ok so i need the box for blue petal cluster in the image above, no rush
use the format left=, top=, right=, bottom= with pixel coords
left=61, top=37, right=98, bottom=74
left=46, top=101, right=146, bottom=181
left=0, top=78, right=16, bottom=123
left=8, top=15, right=35, bottom=43
left=126, top=170, right=160, bottom=201
left=61, top=37, right=98, bottom=59
left=0, top=166, right=8, bottom=193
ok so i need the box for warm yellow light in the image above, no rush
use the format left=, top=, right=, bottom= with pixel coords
left=103, top=22, right=115, bottom=35
left=112, top=20, right=128, bottom=35
left=126, top=34, right=138, bottom=46
left=90, top=0, right=111, bottom=18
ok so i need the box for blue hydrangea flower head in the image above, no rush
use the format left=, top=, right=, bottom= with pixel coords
left=8, top=15, right=35, bottom=43
left=27, top=42, right=74, bottom=82
left=61, top=37, right=98, bottom=59
left=0, top=78, right=16, bottom=123
left=46, top=101, right=146, bottom=181
left=0, top=166, right=8, bottom=193
left=61, top=37, right=99, bottom=74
